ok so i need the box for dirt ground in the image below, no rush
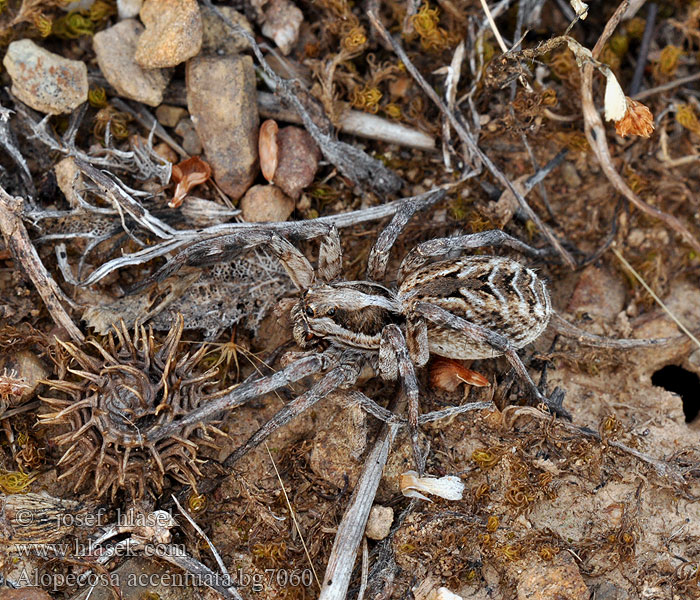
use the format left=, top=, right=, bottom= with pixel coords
left=1, top=1, right=700, bottom=599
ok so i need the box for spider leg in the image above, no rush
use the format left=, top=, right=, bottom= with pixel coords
left=414, top=302, right=571, bottom=419
left=366, top=189, right=446, bottom=281
left=317, top=226, right=343, bottom=282
left=222, top=349, right=365, bottom=468
left=130, top=229, right=317, bottom=293
left=146, top=353, right=330, bottom=443
left=379, top=324, right=425, bottom=473
left=344, top=391, right=403, bottom=424
left=399, top=229, right=553, bottom=282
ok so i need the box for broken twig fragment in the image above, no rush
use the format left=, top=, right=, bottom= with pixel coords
left=0, top=187, right=84, bottom=342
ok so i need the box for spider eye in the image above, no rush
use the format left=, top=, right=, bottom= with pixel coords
left=305, top=307, right=315, bottom=317
left=327, top=307, right=336, bottom=317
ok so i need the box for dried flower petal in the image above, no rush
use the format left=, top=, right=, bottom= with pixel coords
left=569, top=0, right=588, bottom=19
left=604, top=70, right=627, bottom=122
left=259, top=119, right=279, bottom=183
left=400, top=470, right=465, bottom=502
left=615, top=98, right=654, bottom=138
left=170, top=156, right=212, bottom=208
left=430, top=357, right=490, bottom=392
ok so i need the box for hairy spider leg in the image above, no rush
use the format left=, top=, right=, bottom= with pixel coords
left=131, top=229, right=319, bottom=293
left=398, top=229, right=553, bottom=282
left=366, top=190, right=445, bottom=282
left=222, top=350, right=366, bottom=469
left=379, top=324, right=425, bottom=473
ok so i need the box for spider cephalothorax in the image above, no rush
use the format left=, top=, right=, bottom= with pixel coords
left=40, top=316, right=229, bottom=500
left=292, top=282, right=402, bottom=350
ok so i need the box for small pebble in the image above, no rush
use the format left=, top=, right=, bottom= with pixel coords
left=93, top=20, right=170, bottom=107
left=0, top=350, right=49, bottom=404
left=187, top=55, right=259, bottom=200
left=261, top=0, right=303, bottom=55
left=153, top=142, right=178, bottom=163
left=567, top=266, right=625, bottom=322
left=135, top=0, right=203, bottom=69
left=155, top=104, right=187, bottom=128
left=561, top=162, right=582, bottom=188
left=174, top=117, right=203, bottom=156
left=117, top=0, right=142, bottom=18
left=365, top=505, right=393, bottom=540
left=627, top=228, right=645, bottom=248
left=517, top=560, right=588, bottom=600
left=240, top=184, right=294, bottom=222
left=54, top=157, right=83, bottom=207
left=272, top=126, right=321, bottom=200
left=200, top=5, right=252, bottom=55
left=3, top=40, right=88, bottom=115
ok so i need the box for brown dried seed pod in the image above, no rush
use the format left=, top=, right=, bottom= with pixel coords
left=259, top=119, right=279, bottom=183
left=40, top=316, right=230, bottom=500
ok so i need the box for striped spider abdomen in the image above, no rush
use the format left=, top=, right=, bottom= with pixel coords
left=398, top=256, right=552, bottom=359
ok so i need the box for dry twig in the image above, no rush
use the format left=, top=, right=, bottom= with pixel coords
left=0, top=186, right=84, bottom=342
left=580, top=0, right=700, bottom=253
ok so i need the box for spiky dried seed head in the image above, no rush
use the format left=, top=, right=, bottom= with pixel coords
left=40, top=316, right=230, bottom=500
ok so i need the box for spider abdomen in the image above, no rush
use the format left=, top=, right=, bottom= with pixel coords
left=398, top=256, right=551, bottom=359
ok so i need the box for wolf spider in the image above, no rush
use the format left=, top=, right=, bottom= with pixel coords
left=140, top=206, right=568, bottom=471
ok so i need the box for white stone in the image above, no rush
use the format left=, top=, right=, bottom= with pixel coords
left=93, top=20, right=170, bottom=107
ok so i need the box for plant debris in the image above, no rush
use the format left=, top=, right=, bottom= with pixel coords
left=0, top=1, right=699, bottom=599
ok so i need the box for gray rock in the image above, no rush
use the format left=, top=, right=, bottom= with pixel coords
left=200, top=5, right=252, bottom=55
left=240, top=184, right=294, bottom=222
left=93, top=20, right=170, bottom=107
left=135, top=0, right=203, bottom=68
left=174, top=117, right=202, bottom=156
left=187, top=55, right=259, bottom=200
left=261, top=0, right=303, bottom=55
left=117, top=0, right=142, bottom=19
left=2, top=40, right=88, bottom=115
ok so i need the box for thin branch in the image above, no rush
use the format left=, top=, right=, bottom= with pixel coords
left=258, top=92, right=436, bottom=151
left=632, top=72, right=700, bottom=101
left=611, top=248, right=700, bottom=351
left=171, top=494, right=230, bottom=583
left=319, top=412, right=401, bottom=600
left=0, top=187, right=84, bottom=342
left=579, top=2, right=700, bottom=253
left=478, top=0, right=508, bottom=53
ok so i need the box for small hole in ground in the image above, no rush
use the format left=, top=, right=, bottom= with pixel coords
left=651, top=365, right=700, bottom=423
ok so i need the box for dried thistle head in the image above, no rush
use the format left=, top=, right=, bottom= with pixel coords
left=40, top=316, right=229, bottom=500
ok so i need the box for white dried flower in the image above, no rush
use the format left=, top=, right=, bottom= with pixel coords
left=604, top=70, right=627, bottom=122
left=427, top=588, right=464, bottom=600
left=570, top=0, right=589, bottom=19
left=400, top=471, right=465, bottom=502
